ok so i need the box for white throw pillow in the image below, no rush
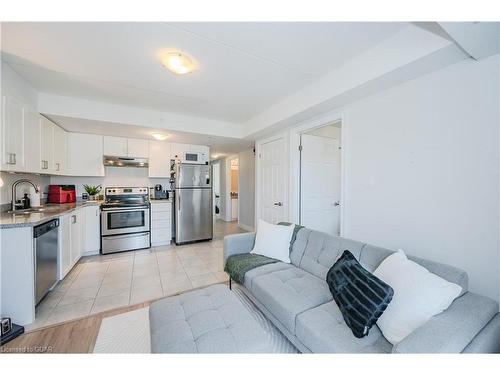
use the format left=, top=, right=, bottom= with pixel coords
left=250, top=219, right=295, bottom=263
left=373, top=250, right=462, bottom=345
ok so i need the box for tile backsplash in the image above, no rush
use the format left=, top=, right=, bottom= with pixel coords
left=0, top=172, right=50, bottom=206
left=1, top=167, right=170, bottom=208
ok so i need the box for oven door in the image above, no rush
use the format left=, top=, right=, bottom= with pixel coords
left=101, top=207, right=150, bottom=236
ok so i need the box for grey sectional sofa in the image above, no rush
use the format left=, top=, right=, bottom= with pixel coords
left=223, top=227, right=500, bottom=353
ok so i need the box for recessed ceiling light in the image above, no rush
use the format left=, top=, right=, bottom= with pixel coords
left=160, top=52, right=196, bottom=75
left=152, top=133, right=169, bottom=141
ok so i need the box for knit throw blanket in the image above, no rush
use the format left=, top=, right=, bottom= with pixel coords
left=224, top=223, right=303, bottom=284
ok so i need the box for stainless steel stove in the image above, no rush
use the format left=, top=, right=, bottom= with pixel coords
left=100, top=187, right=151, bottom=254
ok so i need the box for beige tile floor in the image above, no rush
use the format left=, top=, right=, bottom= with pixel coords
left=28, top=219, right=247, bottom=331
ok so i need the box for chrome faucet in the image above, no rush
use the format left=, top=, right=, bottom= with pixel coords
left=11, top=179, right=40, bottom=211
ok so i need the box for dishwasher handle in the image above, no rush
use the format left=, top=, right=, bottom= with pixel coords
left=33, top=219, right=59, bottom=238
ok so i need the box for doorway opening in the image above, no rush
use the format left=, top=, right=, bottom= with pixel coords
left=229, top=158, right=239, bottom=221
left=299, top=120, right=342, bottom=236
left=212, top=162, right=221, bottom=218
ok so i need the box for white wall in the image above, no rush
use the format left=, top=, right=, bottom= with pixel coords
left=238, top=148, right=256, bottom=231
left=257, top=54, right=500, bottom=302
left=342, top=54, right=500, bottom=302
left=49, top=167, right=170, bottom=197
left=1, top=62, right=38, bottom=110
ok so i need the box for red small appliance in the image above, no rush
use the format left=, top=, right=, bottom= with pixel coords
left=48, top=185, right=76, bottom=204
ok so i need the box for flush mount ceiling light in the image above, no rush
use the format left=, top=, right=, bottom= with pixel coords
left=152, top=133, right=169, bottom=141
left=160, top=52, right=196, bottom=75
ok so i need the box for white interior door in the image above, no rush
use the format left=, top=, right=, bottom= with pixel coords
left=300, top=134, right=341, bottom=235
left=260, top=137, right=286, bottom=224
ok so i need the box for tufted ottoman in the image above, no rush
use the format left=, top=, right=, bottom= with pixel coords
left=149, top=284, right=274, bottom=353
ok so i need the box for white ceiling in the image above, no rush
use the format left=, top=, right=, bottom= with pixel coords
left=46, top=114, right=252, bottom=158
left=1, top=22, right=405, bottom=124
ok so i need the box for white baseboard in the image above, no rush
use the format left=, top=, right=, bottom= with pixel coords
left=238, top=223, right=255, bottom=232
left=82, top=250, right=100, bottom=257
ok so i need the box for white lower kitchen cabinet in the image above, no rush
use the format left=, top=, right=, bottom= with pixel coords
left=58, top=213, right=72, bottom=279
left=82, top=205, right=101, bottom=255
left=0, top=226, right=35, bottom=325
left=69, top=209, right=83, bottom=268
left=151, top=201, right=172, bottom=246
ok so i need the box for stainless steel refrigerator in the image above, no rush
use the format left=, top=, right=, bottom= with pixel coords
left=174, top=163, right=213, bottom=245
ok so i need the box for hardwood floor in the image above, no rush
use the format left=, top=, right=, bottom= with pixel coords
left=1, top=301, right=150, bottom=353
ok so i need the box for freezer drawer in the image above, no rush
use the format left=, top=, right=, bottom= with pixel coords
left=175, top=188, right=213, bottom=244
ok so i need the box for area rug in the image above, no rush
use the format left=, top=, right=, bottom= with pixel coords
left=93, top=284, right=298, bottom=353
left=93, top=307, right=150, bottom=353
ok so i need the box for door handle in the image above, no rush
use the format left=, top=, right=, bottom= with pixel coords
left=71, top=215, right=77, bottom=224
left=334, top=201, right=340, bottom=206
left=56, top=163, right=60, bottom=171
left=273, top=202, right=283, bottom=206
left=12, top=153, right=16, bottom=165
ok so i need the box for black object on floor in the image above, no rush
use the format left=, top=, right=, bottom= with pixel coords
left=0, top=323, right=24, bottom=346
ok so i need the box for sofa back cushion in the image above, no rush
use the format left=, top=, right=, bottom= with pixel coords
left=290, top=228, right=365, bottom=280
left=292, top=229, right=469, bottom=295
left=360, top=244, right=468, bottom=295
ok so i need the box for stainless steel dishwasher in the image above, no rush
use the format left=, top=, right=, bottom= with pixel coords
left=34, top=219, right=59, bottom=305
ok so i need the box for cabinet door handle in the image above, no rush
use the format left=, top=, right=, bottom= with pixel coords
left=71, top=215, right=77, bottom=224
left=12, top=153, right=16, bottom=165
left=56, top=162, right=60, bottom=171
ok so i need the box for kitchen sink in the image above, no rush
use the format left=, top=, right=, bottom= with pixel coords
left=8, top=207, right=62, bottom=214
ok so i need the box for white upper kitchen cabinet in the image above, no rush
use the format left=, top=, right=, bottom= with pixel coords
left=104, top=136, right=149, bottom=158
left=127, top=138, right=149, bottom=158
left=23, top=109, right=42, bottom=174
left=40, top=116, right=55, bottom=174
left=82, top=205, right=101, bottom=255
left=149, top=140, right=171, bottom=177
left=53, top=124, right=67, bottom=175
left=189, top=144, right=210, bottom=155
left=170, top=142, right=188, bottom=160
left=1, top=95, right=25, bottom=172
left=67, top=133, right=105, bottom=176
left=103, top=136, right=128, bottom=156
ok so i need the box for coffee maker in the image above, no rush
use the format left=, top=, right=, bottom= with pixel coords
left=153, top=184, right=168, bottom=200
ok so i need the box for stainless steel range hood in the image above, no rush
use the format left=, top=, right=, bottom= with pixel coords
left=103, top=156, right=149, bottom=168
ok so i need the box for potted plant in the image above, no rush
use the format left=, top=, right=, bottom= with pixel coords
left=83, top=184, right=102, bottom=201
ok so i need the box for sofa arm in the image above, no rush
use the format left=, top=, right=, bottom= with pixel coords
left=223, top=232, right=256, bottom=266
left=392, top=292, right=499, bottom=353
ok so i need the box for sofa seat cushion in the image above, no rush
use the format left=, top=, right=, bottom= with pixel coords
left=243, top=262, right=293, bottom=290
left=149, top=284, right=271, bottom=353
left=296, top=301, right=392, bottom=353
left=250, top=265, right=332, bottom=333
